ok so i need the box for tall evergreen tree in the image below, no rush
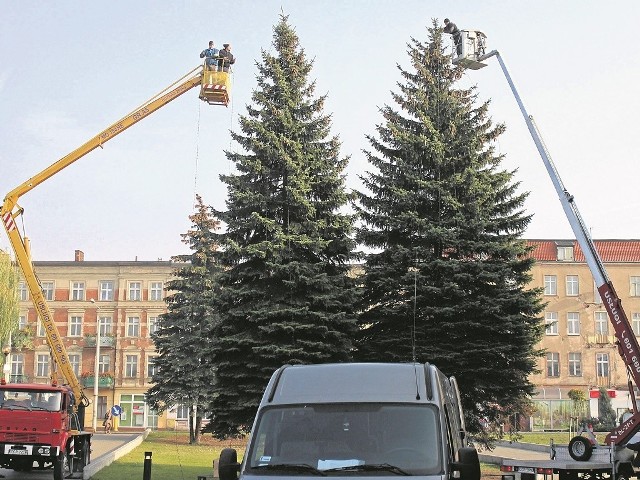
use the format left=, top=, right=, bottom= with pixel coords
left=354, top=21, right=544, bottom=434
left=146, top=195, right=221, bottom=444
left=204, top=15, right=357, bottom=438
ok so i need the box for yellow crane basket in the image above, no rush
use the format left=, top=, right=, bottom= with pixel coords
left=199, top=62, right=231, bottom=106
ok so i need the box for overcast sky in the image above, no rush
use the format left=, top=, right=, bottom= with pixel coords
left=1, top=1, right=639, bottom=261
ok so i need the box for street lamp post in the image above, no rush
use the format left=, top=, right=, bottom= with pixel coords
left=91, top=302, right=101, bottom=432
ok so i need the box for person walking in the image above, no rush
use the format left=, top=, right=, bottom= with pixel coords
left=444, top=18, right=462, bottom=56
left=103, top=409, right=113, bottom=434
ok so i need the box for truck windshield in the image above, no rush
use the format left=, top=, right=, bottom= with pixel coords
left=247, top=404, right=442, bottom=476
left=0, top=389, right=62, bottom=411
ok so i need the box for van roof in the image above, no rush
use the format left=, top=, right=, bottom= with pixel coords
left=265, top=363, right=434, bottom=405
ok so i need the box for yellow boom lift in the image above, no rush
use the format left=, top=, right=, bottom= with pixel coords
left=0, top=61, right=229, bottom=478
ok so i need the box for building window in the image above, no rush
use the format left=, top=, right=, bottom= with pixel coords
left=545, top=312, right=558, bottom=335
left=41, top=281, right=55, bottom=301
left=71, top=282, right=85, bottom=301
left=37, top=320, right=46, bottom=337
left=129, top=282, right=142, bottom=301
left=595, top=312, right=608, bottom=335
left=596, top=353, right=609, bottom=377
left=127, top=316, right=140, bottom=337
left=546, top=352, right=560, bottom=377
left=568, top=352, right=582, bottom=376
left=566, top=275, right=579, bottom=296
left=634, top=313, right=640, bottom=336
left=99, top=281, right=114, bottom=301
left=176, top=404, right=189, bottom=420
left=98, top=354, right=111, bottom=374
left=99, top=316, right=113, bottom=336
left=125, top=355, right=138, bottom=377
left=18, top=315, right=27, bottom=330
left=567, top=312, right=580, bottom=335
left=36, top=354, right=49, bottom=377
left=97, top=396, right=108, bottom=420
left=18, top=281, right=28, bottom=301
left=594, top=281, right=602, bottom=304
left=69, top=316, right=82, bottom=337
left=150, top=282, right=163, bottom=301
left=544, top=275, right=557, bottom=296
left=557, top=246, right=574, bottom=261
left=632, top=277, right=640, bottom=297
left=68, top=354, right=80, bottom=376
left=148, top=316, right=159, bottom=337
left=147, top=357, right=158, bottom=377
left=11, top=354, right=24, bottom=377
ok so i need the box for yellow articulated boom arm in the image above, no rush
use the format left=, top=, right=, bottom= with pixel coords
left=1, top=64, right=206, bottom=407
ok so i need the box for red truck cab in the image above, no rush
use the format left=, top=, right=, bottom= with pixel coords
left=0, top=383, right=91, bottom=479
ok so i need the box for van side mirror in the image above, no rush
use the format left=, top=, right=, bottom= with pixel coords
left=219, top=448, right=240, bottom=480
left=452, top=447, right=480, bottom=480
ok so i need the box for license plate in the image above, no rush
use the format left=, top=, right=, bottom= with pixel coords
left=8, top=449, right=28, bottom=455
left=517, top=467, right=535, bottom=474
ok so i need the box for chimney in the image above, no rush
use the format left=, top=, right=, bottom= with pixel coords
left=74, top=250, right=84, bottom=262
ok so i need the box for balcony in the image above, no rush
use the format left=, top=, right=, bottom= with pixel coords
left=6, top=374, right=31, bottom=384
left=81, top=376, right=114, bottom=388
left=84, top=334, right=115, bottom=347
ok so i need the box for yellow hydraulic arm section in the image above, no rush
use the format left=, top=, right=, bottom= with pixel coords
left=0, top=64, right=208, bottom=408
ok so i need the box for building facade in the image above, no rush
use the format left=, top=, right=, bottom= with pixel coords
left=11, top=241, right=640, bottom=432
left=10, top=251, right=188, bottom=431
left=527, top=239, right=640, bottom=430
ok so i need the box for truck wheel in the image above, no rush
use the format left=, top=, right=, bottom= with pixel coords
left=568, top=436, right=593, bottom=461
left=53, top=453, right=69, bottom=480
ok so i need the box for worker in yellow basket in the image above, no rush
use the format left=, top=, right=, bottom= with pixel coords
left=200, top=41, right=220, bottom=71
left=218, top=43, right=235, bottom=72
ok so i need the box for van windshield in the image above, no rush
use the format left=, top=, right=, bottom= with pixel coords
left=247, top=404, right=442, bottom=476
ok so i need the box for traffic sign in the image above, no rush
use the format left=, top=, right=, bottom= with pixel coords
left=111, top=404, right=123, bottom=416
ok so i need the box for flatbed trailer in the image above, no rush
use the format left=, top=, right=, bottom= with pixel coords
left=501, top=444, right=637, bottom=480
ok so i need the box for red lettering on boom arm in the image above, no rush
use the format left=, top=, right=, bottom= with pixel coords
left=600, top=282, right=640, bottom=445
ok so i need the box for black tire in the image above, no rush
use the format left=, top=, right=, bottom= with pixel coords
left=53, top=453, right=69, bottom=480
left=219, top=448, right=239, bottom=480
left=568, top=436, right=593, bottom=461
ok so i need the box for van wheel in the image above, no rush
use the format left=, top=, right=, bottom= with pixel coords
left=568, top=436, right=593, bottom=461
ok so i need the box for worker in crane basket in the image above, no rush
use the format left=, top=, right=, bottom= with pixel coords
left=200, top=41, right=220, bottom=71
left=444, top=18, right=462, bottom=56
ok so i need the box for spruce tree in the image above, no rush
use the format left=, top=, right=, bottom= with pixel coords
left=204, top=15, right=357, bottom=438
left=354, top=20, right=544, bottom=434
left=146, top=195, right=221, bottom=444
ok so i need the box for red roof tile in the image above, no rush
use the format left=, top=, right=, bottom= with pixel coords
left=526, top=240, right=640, bottom=263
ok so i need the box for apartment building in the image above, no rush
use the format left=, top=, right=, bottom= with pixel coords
left=11, top=250, right=187, bottom=431
left=11, top=241, right=640, bottom=432
left=528, top=239, right=640, bottom=429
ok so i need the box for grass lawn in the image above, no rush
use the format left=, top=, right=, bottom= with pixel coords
left=89, top=431, right=247, bottom=480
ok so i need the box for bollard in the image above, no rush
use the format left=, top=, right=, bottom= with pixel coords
left=143, top=451, right=152, bottom=480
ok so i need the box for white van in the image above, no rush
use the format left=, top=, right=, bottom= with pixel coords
left=218, top=362, right=481, bottom=480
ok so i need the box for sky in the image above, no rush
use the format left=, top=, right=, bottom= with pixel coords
left=1, top=1, right=640, bottom=261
